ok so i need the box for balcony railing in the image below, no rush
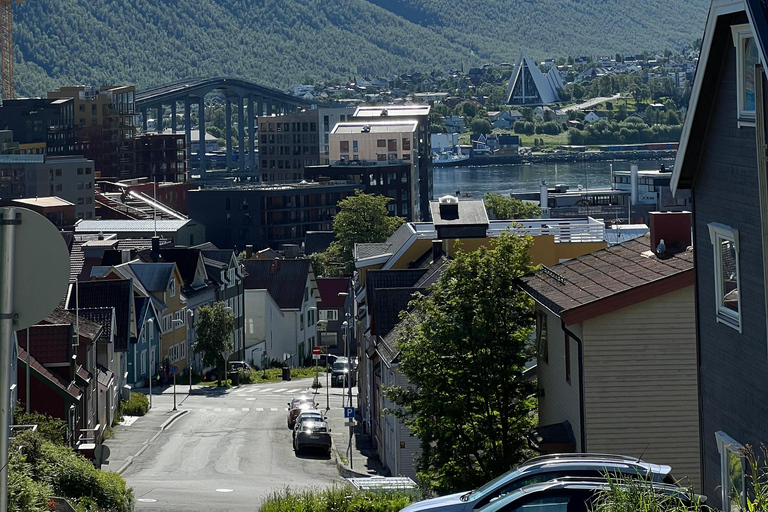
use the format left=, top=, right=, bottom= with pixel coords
left=492, top=217, right=605, bottom=243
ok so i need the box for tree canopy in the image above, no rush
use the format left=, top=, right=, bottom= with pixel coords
left=484, top=193, right=541, bottom=220
left=192, top=302, right=235, bottom=385
left=314, top=191, right=404, bottom=276
left=386, top=233, right=538, bottom=493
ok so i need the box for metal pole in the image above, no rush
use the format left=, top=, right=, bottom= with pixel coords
left=148, top=321, right=153, bottom=410
left=0, top=207, right=18, bottom=512
left=326, top=368, right=329, bottom=411
left=347, top=314, right=353, bottom=470
left=25, top=327, right=29, bottom=413
left=173, top=373, right=177, bottom=411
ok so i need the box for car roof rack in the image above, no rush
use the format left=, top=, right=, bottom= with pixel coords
left=524, top=453, right=641, bottom=466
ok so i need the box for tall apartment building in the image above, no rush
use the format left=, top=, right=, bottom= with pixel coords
left=47, top=86, right=137, bottom=179
left=0, top=98, right=76, bottom=156
left=257, top=106, right=356, bottom=183
left=353, top=106, right=432, bottom=221
left=0, top=154, right=96, bottom=219
left=126, top=133, right=187, bottom=182
left=326, top=119, right=420, bottom=221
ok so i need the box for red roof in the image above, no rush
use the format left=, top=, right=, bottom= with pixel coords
left=316, top=278, right=350, bottom=308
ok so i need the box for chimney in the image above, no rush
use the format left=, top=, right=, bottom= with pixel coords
left=246, top=245, right=254, bottom=259
left=438, top=195, right=459, bottom=220
left=539, top=182, right=548, bottom=211
left=649, top=211, right=691, bottom=254
left=151, top=236, right=160, bottom=262
left=432, top=239, right=443, bottom=262
left=630, top=164, right=639, bottom=205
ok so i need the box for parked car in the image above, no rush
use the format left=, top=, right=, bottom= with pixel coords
left=229, top=361, right=251, bottom=373
left=293, top=420, right=332, bottom=455
left=202, top=366, right=219, bottom=381
left=398, top=453, right=678, bottom=512
left=466, top=477, right=696, bottom=512
left=287, top=396, right=317, bottom=429
left=293, top=409, right=324, bottom=439
left=331, top=360, right=356, bottom=387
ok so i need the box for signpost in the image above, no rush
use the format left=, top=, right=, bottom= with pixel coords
left=312, top=346, right=322, bottom=394
left=0, top=207, right=70, bottom=512
left=345, top=406, right=355, bottom=469
left=170, top=364, right=180, bottom=411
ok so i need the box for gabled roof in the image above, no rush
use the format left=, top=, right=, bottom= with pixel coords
left=243, top=259, right=312, bottom=309
left=304, top=231, right=336, bottom=256
left=505, top=50, right=562, bottom=105
left=672, top=0, right=760, bottom=193
left=17, top=346, right=81, bottom=402
left=125, top=262, right=176, bottom=292
left=134, top=248, right=208, bottom=291
left=316, top=278, right=351, bottom=308
left=66, top=279, right=133, bottom=351
left=518, top=233, right=693, bottom=325
left=77, top=307, right=115, bottom=344
left=354, top=223, right=417, bottom=264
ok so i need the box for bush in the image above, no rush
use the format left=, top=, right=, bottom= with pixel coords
left=121, top=392, right=149, bottom=416
left=14, top=408, right=67, bottom=446
left=259, top=486, right=414, bottom=512
left=589, top=474, right=701, bottom=512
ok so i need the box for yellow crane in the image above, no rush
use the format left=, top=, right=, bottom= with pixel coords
left=0, top=0, right=21, bottom=100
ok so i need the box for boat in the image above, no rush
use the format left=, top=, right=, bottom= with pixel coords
left=432, top=148, right=470, bottom=167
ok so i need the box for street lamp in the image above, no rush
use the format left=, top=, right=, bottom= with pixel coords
left=145, top=318, right=155, bottom=410
left=187, top=309, right=195, bottom=394
left=341, top=320, right=349, bottom=408
left=172, top=318, right=185, bottom=411
left=337, top=292, right=349, bottom=410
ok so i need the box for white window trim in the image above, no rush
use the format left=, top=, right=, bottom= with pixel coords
left=715, top=431, right=745, bottom=512
left=708, top=222, right=742, bottom=332
left=170, top=278, right=176, bottom=297
left=732, top=24, right=760, bottom=127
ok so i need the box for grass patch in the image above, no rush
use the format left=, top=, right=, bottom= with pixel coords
left=197, top=367, right=323, bottom=387
left=259, top=486, right=415, bottom=512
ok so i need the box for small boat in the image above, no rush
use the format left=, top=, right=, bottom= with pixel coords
left=432, top=149, right=470, bottom=167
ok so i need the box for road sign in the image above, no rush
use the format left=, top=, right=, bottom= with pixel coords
left=170, top=364, right=180, bottom=376
left=345, top=421, right=355, bottom=427
left=312, top=346, right=323, bottom=355
left=1, top=207, right=70, bottom=330
left=312, top=354, right=321, bottom=360
left=316, top=320, right=328, bottom=332
left=344, top=406, right=355, bottom=419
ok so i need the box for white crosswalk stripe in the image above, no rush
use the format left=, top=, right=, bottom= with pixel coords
left=270, top=408, right=278, bottom=412
left=257, top=388, right=271, bottom=393
left=255, top=408, right=264, bottom=412
left=214, top=408, right=222, bottom=412
left=272, top=389, right=287, bottom=393
left=242, top=408, right=249, bottom=412
left=227, top=408, right=235, bottom=412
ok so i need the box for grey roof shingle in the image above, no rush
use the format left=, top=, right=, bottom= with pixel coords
left=304, top=231, right=336, bottom=256
left=126, top=262, right=175, bottom=292
left=67, top=280, right=133, bottom=352
left=243, top=259, right=311, bottom=309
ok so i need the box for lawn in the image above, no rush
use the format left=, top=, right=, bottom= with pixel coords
left=197, top=367, right=321, bottom=387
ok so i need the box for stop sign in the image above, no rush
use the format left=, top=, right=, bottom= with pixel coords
left=312, top=346, right=322, bottom=355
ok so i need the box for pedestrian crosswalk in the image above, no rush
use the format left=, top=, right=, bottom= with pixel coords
left=206, top=407, right=281, bottom=413
left=233, top=387, right=314, bottom=396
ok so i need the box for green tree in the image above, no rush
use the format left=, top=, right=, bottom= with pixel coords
left=317, top=191, right=404, bottom=276
left=470, top=118, right=492, bottom=135
left=386, top=233, right=538, bottom=494
left=484, top=193, right=541, bottom=219
left=193, top=302, right=235, bottom=385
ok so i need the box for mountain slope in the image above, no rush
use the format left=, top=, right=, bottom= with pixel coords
left=11, top=0, right=708, bottom=96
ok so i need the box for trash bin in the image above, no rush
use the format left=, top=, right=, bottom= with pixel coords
left=228, top=371, right=240, bottom=386
left=281, top=366, right=291, bottom=381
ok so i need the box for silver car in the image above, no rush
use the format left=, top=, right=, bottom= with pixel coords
left=399, top=453, right=676, bottom=512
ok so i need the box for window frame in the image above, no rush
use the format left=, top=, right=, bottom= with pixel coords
left=716, top=431, right=745, bottom=512
left=536, top=310, right=548, bottom=363
left=732, top=24, right=760, bottom=126
left=708, top=222, right=742, bottom=332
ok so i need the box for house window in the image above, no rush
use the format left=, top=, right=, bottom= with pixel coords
left=732, top=24, right=761, bottom=123
left=339, top=140, right=349, bottom=153
left=564, top=334, right=571, bottom=383
left=322, top=310, right=338, bottom=321
left=716, top=431, right=745, bottom=512
left=708, top=223, right=741, bottom=332
left=300, top=313, right=304, bottom=331
left=402, top=138, right=411, bottom=151
left=352, top=140, right=358, bottom=153
left=536, top=312, right=548, bottom=362
left=377, top=139, right=386, bottom=148
left=170, top=278, right=176, bottom=297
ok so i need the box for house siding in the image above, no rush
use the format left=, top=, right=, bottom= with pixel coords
left=693, top=21, right=768, bottom=507
left=582, top=286, right=700, bottom=491
left=537, top=307, right=582, bottom=450
left=381, top=367, right=421, bottom=480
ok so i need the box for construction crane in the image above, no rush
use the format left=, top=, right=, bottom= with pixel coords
left=0, top=0, right=21, bottom=100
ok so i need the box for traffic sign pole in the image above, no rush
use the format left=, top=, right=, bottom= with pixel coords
left=0, top=207, right=18, bottom=512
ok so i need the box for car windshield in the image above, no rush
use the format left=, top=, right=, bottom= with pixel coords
left=463, top=467, right=524, bottom=502
left=332, top=362, right=348, bottom=371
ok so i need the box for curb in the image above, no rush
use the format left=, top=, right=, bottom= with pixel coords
left=115, top=409, right=189, bottom=475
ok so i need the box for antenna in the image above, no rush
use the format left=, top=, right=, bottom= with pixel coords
left=74, top=278, right=79, bottom=348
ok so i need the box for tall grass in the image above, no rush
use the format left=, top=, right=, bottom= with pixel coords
left=589, top=474, right=702, bottom=512
left=259, top=486, right=415, bottom=512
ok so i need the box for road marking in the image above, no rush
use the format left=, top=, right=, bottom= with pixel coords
left=227, top=408, right=235, bottom=412
left=214, top=408, right=222, bottom=412
left=245, top=397, right=256, bottom=401
left=255, top=408, right=264, bottom=412
left=242, top=408, right=249, bottom=412
left=270, top=408, right=278, bottom=412
left=257, top=388, right=271, bottom=393
left=138, top=498, right=157, bottom=503
left=216, top=489, right=234, bottom=493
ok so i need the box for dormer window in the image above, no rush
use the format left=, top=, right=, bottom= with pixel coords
left=170, top=278, right=176, bottom=298
left=732, top=25, right=761, bottom=124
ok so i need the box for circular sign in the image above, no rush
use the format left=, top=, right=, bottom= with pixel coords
left=170, top=364, right=180, bottom=375
left=94, top=444, right=111, bottom=464
left=1, top=207, right=70, bottom=330
left=312, top=346, right=323, bottom=355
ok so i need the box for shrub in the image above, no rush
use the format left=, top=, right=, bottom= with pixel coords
left=589, top=474, right=701, bottom=512
left=122, top=392, right=149, bottom=416
left=259, top=486, right=414, bottom=512
left=14, top=408, right=67, bottom=446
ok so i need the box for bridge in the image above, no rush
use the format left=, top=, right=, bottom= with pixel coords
left=135, top=77, right=315, bottom=177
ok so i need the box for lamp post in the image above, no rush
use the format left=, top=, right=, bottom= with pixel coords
left=187, top=309, right=195, bottom=394
left=171, top=318, right=184, bottom=411
left=223, top=306, right=234, bottom=378
left=146, top=318, right=155, bottom=410
left=307, top=306, right=317, bottom=390
left=341, top=320, right=348, bottom=408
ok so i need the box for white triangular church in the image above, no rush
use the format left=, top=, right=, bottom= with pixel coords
left=505, top=50, right=564, bottom=106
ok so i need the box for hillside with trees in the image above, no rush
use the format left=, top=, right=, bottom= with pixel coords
left=11, top=0, right=708, bottom=96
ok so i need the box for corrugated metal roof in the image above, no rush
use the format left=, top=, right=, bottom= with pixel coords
left=75, top=219, right=191, bottom=232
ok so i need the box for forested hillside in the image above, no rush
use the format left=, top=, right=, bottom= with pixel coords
left=11, top=0, right=708, bottom=96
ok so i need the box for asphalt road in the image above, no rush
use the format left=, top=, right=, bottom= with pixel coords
left=124, top=378, right=351, bottom=511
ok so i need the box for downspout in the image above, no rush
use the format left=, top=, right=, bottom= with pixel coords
left=561, top=320, right=586, bottom=452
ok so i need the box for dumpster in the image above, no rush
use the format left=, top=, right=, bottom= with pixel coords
left=281, top=366, right=291, bottom=381
left=228, top=371, right=240, bottom=386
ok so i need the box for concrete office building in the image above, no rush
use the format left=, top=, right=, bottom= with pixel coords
left=0, top=98, right=76, bottom=156
left=0, top=154, right=96, bottom=219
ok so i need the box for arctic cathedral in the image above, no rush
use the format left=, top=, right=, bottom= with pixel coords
left=505, top=50, right=565, bottom=106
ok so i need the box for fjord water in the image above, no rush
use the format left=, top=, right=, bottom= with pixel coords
left=432, top=159, right=674, bottom=199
